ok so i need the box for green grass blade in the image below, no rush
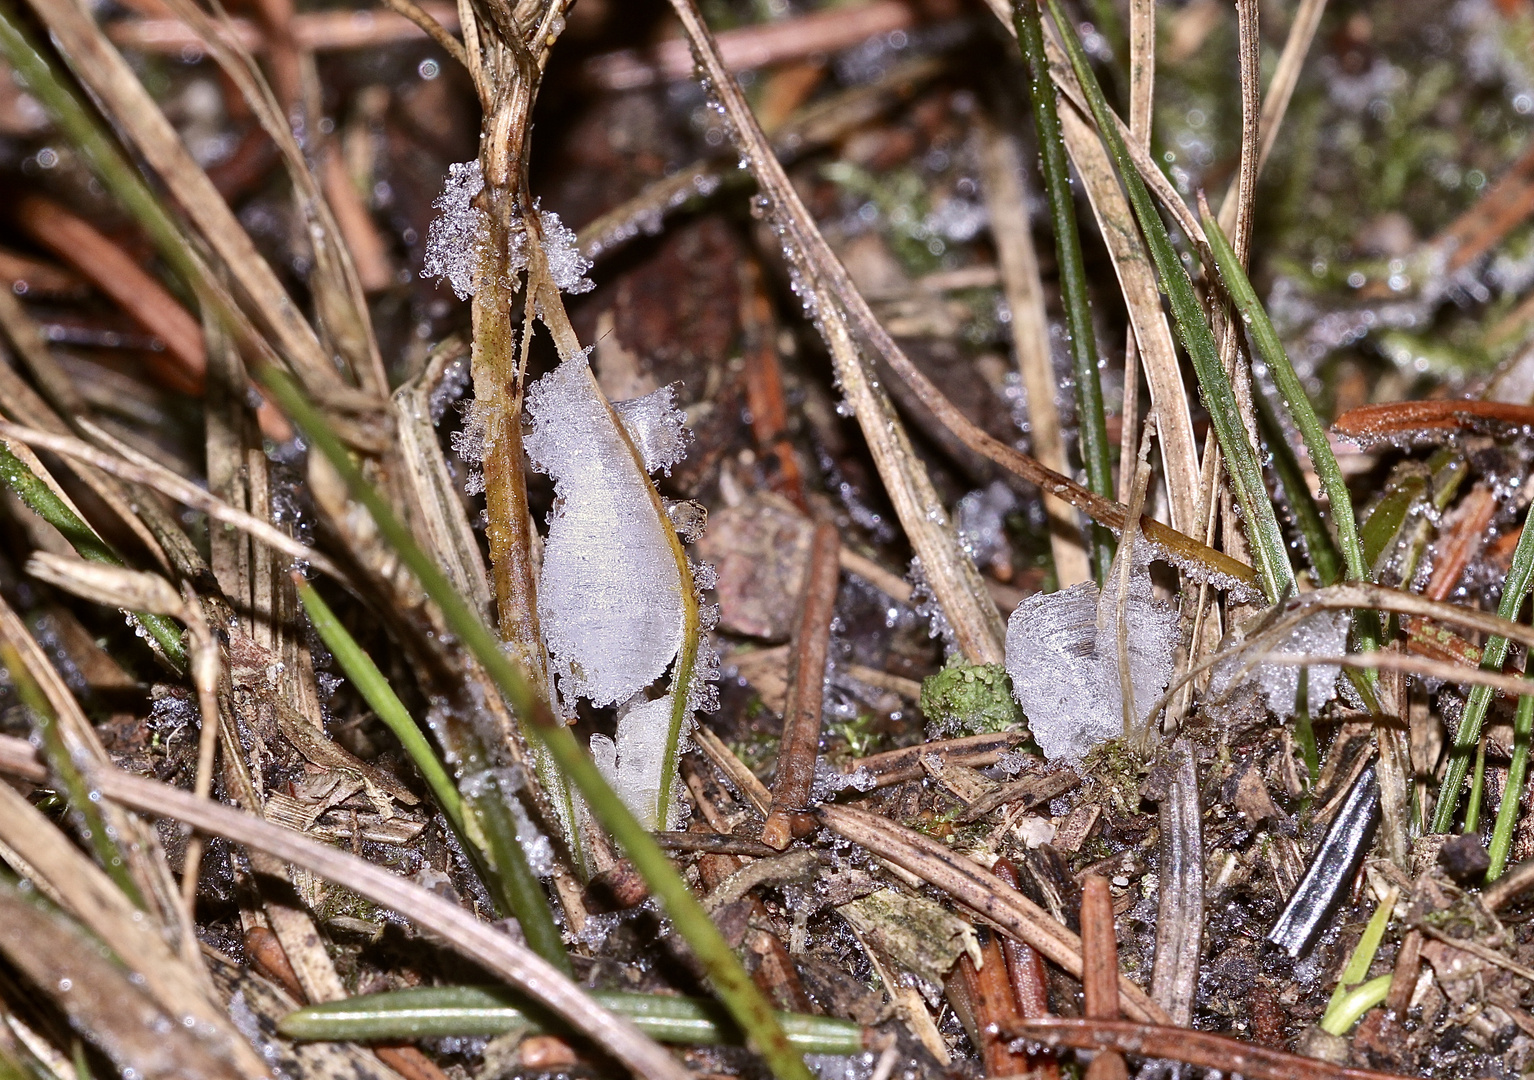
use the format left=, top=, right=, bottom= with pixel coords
left=1319, top=887, right=1393, bottom=1029
left=1465, top=735, right=1487, bottom=833
left=252, top=365, right=811, bottom=1080
left=0, top=642, right=144, bottom=906
left=293, top=580, right=569, bottom=974
left=1318, top=975, right=1391, bottom=1037
left=0, top=441, right=185, bottom=667
left=1253, top=387, right=1341, bottom=587
left=1432, top=511, right=1534, bottom=833
left=279, top=986, right=865, bottom=1054
left=1489, top=689, right=1534, bottom=878
left=1010, top=0, right=1115, bottom=583
left=1041, top=0, right=1295, bottom=605
left=294, top=579, right=465, bottom=830
left=1202, top=213, right=1366, bottom=585
left=1204, top=213, right=1383, bottom=664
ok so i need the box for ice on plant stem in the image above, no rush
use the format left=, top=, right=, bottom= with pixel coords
left=524, top=351, right=688, bottom=706
left=422, top=164, right=594, bottom=298
left=591, top=694, right=682, bottom=830
left=1004, top=549, right=1178, bottom=762
left=423, top=160, right=490, bottom=301
left=534, top=206, right=595, bottom=295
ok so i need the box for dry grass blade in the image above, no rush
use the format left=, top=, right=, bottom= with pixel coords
left=0, top=419, right=346, bottom=580
left=666, top=0, right=1006, bottom=662
left=1058, top=105, right=1200, bottom=540
left=0, top=734, right=690, bottom=1080
left=976, top=115, right=1090, bottom=586
left=23, top=0, right=340, bottom=390
left=1226, top=0, right=1329, bottom=191
left=0, top=878, right=247, bottom=1080
left=816, top=804, right=1170, bottom=1024
left=0, top=783, right=262, bottom=1077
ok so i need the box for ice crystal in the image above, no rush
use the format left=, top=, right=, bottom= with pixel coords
left=613, top=384, right=691, bottom=474
left=1211, top=609, right=1349, bottom=718
left=535, top=207, right=594, bottom=295
left=423, top=165, right=594, bottom=299
left=525, top=353, right=687, bottom=706
left=1005, top=552, right=1179, bottom=762
left=423, top=160, right=490, bottom=300
left=591, top=694, right=683, bottom=830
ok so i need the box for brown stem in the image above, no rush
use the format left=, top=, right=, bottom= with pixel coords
left=1079, top=877, right=1126, bottom=1080
left=1003, top=1017, right=1422, bottom=1080
left=762, top=520, right=840, bottom=849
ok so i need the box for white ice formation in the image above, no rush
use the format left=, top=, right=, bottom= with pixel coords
left=1211, top=608, right=1349, bottom=718
left=590, top=695, right=678, bottom=830
left=1004, top=553, right=1179, bottom=762
left=423, top=161, right=594, bottom=298
left=524, top=351, right=690, bottom=707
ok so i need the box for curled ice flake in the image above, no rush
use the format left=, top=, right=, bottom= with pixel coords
left=591, top=695, right=682, bottom=830
left=1212, top=609, right=1349, bottom=718
left=613, top=384, right=692, bottom=475
left=525, top=353, right=686, bottom=706
left=423, top=160, right=490, bottom=300
left=1004, top=552, right=1178, bottom=763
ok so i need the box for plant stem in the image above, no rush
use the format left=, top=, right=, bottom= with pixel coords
left=1043, top=0, right=1295, bottom=605
left=1465, top=736, right=1488, bottom=834
left=1011, top=0, right=1114, bottom=583
left=1318, top=975, right=1391, bottom=1036
left=252, top=364, right=811, bottom=1080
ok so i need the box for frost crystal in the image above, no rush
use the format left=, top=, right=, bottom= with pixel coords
left=423, top=160, right=490, bottom=300
left=613, top=384, right=692, bottom=474
left=1004, top=553, right=1178, bottom=762
left=525, top=352, right=687, bottom=706
left=1212, top=609, right=1348, bottom=718
left=591, top=695, right=682, bottom=830
left=535, top=207, right=595, bottom=295
left=423, top=166, right=594, bottom=299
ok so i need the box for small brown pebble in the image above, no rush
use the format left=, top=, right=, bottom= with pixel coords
left=519, top=1035, right=577, bottom=1069
left=1439, top=832, right=1490, bottom=883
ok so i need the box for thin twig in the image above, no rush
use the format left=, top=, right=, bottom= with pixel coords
left=1080, top=877, right=1127, bottom=1080
left=817, top=804, right=1170, bottom=1024
left=1003, top=1017, right=1421, bottom=1080
left=763, top=521, right=840, bottom=849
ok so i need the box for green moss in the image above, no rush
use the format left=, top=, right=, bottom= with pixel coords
left=919, top=658, right=1024, bottom=738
